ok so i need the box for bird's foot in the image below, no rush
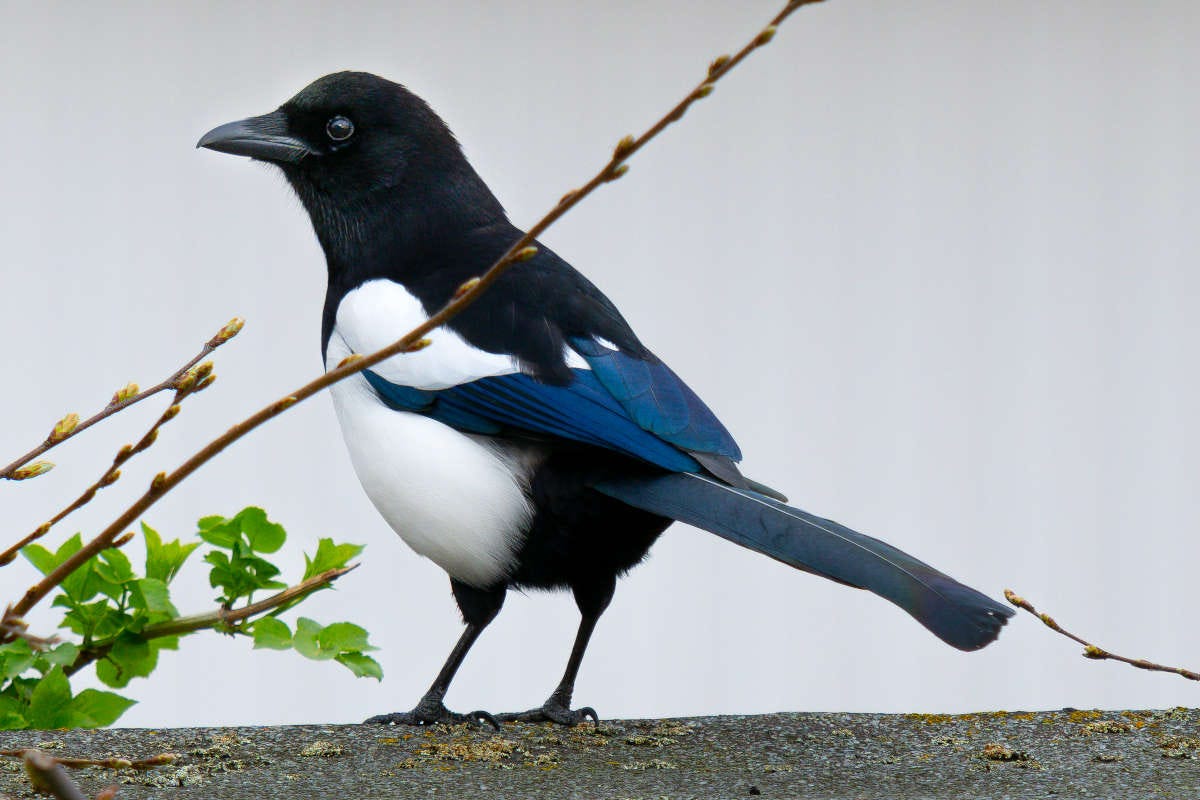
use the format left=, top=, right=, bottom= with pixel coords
left=495, top=699, right=599, bottom=727
left=364, top=697, right=498, bottom=730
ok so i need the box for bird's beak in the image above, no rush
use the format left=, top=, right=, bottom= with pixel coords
left=197, top=110, right=310, bottom=164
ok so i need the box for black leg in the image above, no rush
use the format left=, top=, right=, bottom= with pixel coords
left=365, top=579, right=505, bottom=728
left=496, top=575, right=615, bottom=726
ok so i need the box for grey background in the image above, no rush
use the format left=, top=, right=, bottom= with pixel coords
left=2, top=1, right=1197, bottom=728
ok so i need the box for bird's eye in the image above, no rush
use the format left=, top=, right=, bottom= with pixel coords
left=325, top=115, right=354, bottom=142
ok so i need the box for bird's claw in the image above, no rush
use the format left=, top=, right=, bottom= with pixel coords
left=364, top=703, right=500, bottom=731
left=495, top=702, right=599, bottom=727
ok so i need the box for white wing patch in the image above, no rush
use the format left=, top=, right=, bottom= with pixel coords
left=334, top=279, right=519, bottom=389
left=332, top=278, right=588, bottom=388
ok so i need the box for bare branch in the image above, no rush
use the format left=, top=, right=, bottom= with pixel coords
left=0, top=318, right=242, bottom=482
left=0, top=606, right=59, bottom=650
left=0, top=370, right=212, bottom=569
left=20, top=750, right=87, bottom=800
left=7, top=0, right=823, bottom=621
left=1005, top=589, right=1200, bottom=682
left=1, top=749, right=177, bottom=771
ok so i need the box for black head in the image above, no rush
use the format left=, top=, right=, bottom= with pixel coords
left=199, top=72, right=505, bottom=273
left=200, top=72, right=474, bottom=196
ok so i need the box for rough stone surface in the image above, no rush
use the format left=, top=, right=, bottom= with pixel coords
left=2, top=709, right=1199, bottom=799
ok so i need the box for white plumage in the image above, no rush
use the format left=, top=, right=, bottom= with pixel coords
left=325, top=279, right=540, bottom=587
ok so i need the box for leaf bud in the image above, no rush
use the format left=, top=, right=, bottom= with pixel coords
left=454, top=277, right=481, bottom=298
left=513, top=246, right=539, bottom=262
left=213, top=317, right=246, bottom=343
left=708, top=54, right=731, bottom=76
left=757, top=25, right=777, bottom=45
left=110, top=382, right=140, bottom=406
left=11, top=461, right=54, bottom=480
left=613, top=134, right=636, bottom=160
left=48, top=413, right=80, bottom=443
left=403, top=338, right=433, bottom=353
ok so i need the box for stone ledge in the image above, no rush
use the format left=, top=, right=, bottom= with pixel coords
left=2, top=709, right=1198, bottom=799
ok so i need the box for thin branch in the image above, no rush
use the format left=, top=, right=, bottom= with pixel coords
left=1004, top=589, right=1200, bottom=682
left=7, top=0, right=823, bottom=621
left=63, top=565, right=356, bottom=675
left=20, top=750, right=87, bottom=800
left=0, top=606, right=59, bottom=650
left=1, top=749, right=177, bottom=771
left=0, top=318, right=242, bottom=482
left=0, top=368, right=213, bottom=569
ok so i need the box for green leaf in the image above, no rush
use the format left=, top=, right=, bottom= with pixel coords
left=318, top=622, right=375, bottom=654
left=98, top=548, right=134, bottom=583
left=303, top=539, right=364, bottom=580
left=143, top=522, right=199, bottom=584
left=197, top=515, right=226, bottom=532
left=0, top=640, right=37, bottom=681
left=250, top=618, right=293, bottom=650
left=0, top=695, right=28, bottom=730
left=27, top=667, right=73, bottom=729
left=196, top=516, right=239, bottom=549
left=20, top=543, right=58, bottom=576
left=42, top=643, right=80, bottom=668
left=129, top=578, right=177, bottom=617
left=336, top=652, right=383, bottom=680
left=237, top=507, right=287, bottom=554
left=68, top=689, right=135, bottom=728
left=292, top=618, right=336, bottom=661
left=98, top=636, right=158, bottom=689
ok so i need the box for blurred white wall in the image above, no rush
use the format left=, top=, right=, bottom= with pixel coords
left=1, top=1, right=1197, bottom=726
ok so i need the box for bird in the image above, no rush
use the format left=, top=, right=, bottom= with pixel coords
left=198, top=71, right=1012, bottom=727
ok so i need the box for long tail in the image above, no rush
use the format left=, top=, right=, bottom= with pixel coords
left=593, top=472, right=1012, bottom=651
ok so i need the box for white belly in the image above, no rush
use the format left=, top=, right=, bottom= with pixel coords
left=326, top=341, right=534, bottom=588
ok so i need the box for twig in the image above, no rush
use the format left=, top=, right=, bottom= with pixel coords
left=63, top=565, right=356, bottom=675
left=7, top=0, right=823, bottom=621
left=1, top=749, right=176, bottom=771
left=0, top=606, right=59, bottom=650
left=0, top=318, right=242, bottom=482
left=21, top=750, right=87, bottom=800
left=0, top=364, right=214, bottom=569
left=1004, top=589, right=1200, bottom=682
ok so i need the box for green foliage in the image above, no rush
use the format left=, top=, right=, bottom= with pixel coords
left=0, top=508, right=375, bottom=730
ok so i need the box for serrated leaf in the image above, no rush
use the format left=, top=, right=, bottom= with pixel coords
left=20, top=544, right=58, bottom=576
left=236, top=507, right=286, bottom=554
left=196, top=516, right=239, bottom=549
left=292, top=618, right=336, bottom=661
left=98, top=548, right=134, bottom=582
left=130, top=578, right=176, bottom=617
left=0, top=640, right=37, bottom=681
left=318, top=622, right=375, bottom=654
left=303, top=539, right=365, bottom=580
left=0, top=695, right=28, bottom=730
left=68, top=689, right=135, bottom=728
left=98, top=636, right=158, bottom=689
left=251, top=618, right=292, bottom=650
left=143, top=522, right=199, bottom=584
left=335, top=652, right=383, bottom=680
left=197, top=515, right=225, bottom=531
left=27, top=667, right=72, bottom=729
left=42, top=643, right=80, bottom=668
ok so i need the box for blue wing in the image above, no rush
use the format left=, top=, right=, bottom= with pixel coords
left=362, top=337, right=739, bottom=473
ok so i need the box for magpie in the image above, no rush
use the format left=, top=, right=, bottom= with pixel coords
left=198, top=71, right=1012, bottom=727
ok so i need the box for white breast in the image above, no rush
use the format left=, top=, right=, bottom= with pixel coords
left=325, top=279, right=539, bottom=588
